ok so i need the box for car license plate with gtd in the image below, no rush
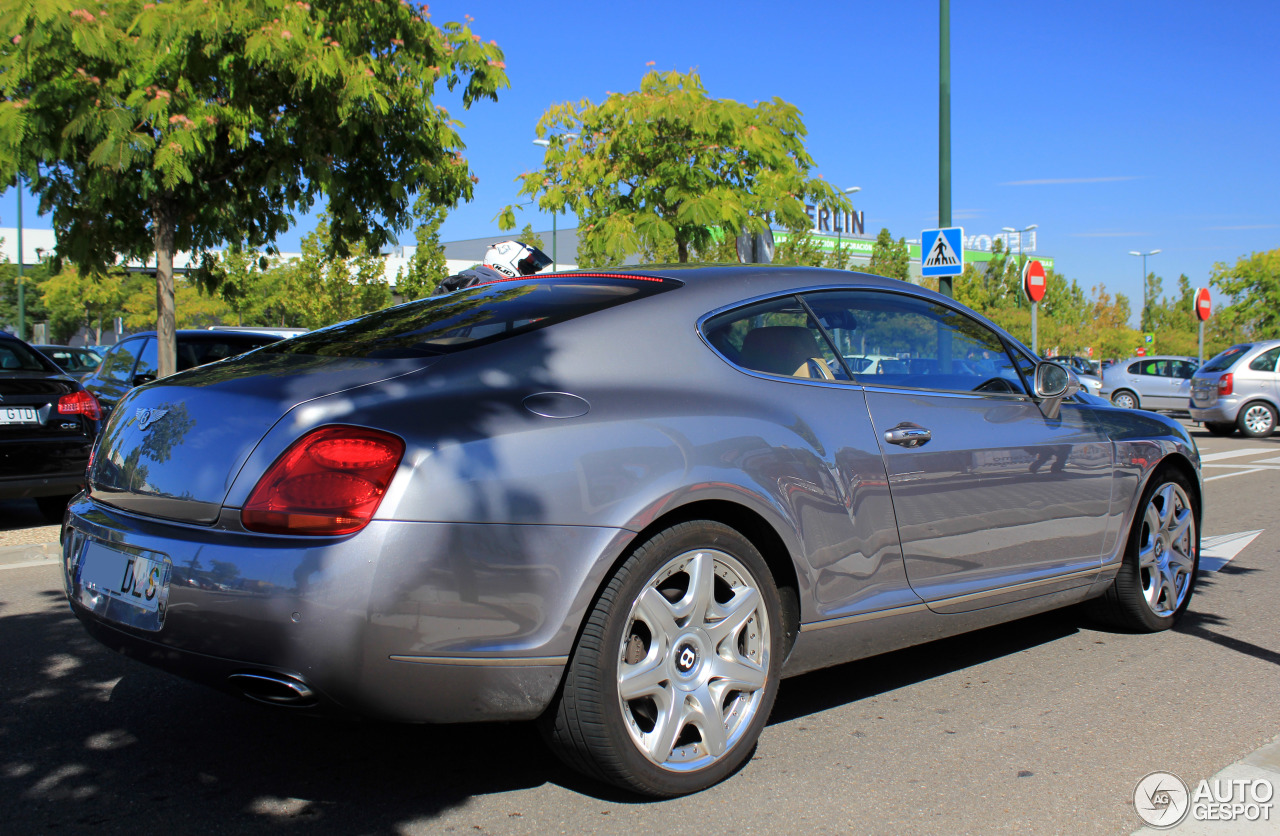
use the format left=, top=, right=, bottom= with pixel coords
left=0, top=406, right=38, bottom=425
left=76, top=541, right=172, bottom=630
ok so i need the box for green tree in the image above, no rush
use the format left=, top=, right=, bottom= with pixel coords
left=0, top=243, right=51, bottom=337
left=862, top=228, right=911, bottom=280
left=124, top=274, right=231, bottom=330
left=39, top=266, right=130, bottom=343
left=396, top=202, right=449, bottom=301
left=517, top=223, right=546, bottom=254
left=501, top=69, right=847, bottom=264
left=278, top=220, right=391, bottom=330
left=0, top=0, right=507, bottom=376
left=1210, top=248, right=1280, bottom=340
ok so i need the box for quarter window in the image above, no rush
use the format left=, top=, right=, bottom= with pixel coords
left=1249, top=347, right=1280, bottom=373
left=703, top=296, right=843, bottom=381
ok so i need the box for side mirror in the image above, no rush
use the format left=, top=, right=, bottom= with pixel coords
left=1033, top=362, right=1080, bottom=420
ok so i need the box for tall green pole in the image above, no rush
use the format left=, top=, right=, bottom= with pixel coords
left=938, top=0, right=953, bottom=298
left=16, top=183, right=24, bottom=338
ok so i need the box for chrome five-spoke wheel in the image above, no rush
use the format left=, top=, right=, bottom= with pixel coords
left=1136, top=481, right=1195, bottom=618
left=544, top=520, right=782, bottom=797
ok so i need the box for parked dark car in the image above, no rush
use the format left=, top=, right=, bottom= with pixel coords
left=63, top=267, right=1201, bottom=797
left=1, top=331, right=102, bottom=520
left=81, top=329, right=282, bottom=418
left=33, top=344, right=103, bottom=377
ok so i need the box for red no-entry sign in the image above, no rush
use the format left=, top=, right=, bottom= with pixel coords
left=1023, top=260, right=1047, bottom=303
left=1195, top=287, right=1212, bottom=322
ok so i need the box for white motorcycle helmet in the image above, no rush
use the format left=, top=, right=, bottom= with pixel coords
left=483, top=240, right=553, bottom=278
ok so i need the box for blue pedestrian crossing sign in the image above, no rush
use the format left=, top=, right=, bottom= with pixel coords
left=921, top=227, right=965, bottom=277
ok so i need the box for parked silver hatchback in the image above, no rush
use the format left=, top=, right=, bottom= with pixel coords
left=1100, top=355, right=1199, bottom=411
left=1189, top=340, right=1280, bottom=437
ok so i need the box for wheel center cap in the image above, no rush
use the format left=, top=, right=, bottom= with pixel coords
left=1155, top=538, right=1165, bottom=557
left=674, top=642, right=698, bottom=674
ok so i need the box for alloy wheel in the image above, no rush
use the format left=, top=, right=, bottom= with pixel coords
left=616, top=548, right=770, bottom=771
left=1136, top=482, right=1196, bottom=618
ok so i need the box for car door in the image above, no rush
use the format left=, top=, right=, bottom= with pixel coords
left=1246, top=346, right=1280, bottom=403
left=700, top=294, right=918, bottom=622
left=84, top=337, right=147, bottom=419
left=1169, top=360, right=1198, bottom=408
left=801, top=289, right=1114, bottom=613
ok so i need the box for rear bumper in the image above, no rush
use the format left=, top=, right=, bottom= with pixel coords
left=62, top=498, right=635, bottom=722
left=1188, top=398, right=1238, bottom=423
left=0, top=437, right=92, bottom=499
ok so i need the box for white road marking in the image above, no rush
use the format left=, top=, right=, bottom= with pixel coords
left=1199, top=529, right=1264, bottom=572
left=1199, top=448, right=1278, bottom=462
left=1252, top=455, right=1280, bottom=464
left=1205, top=467, right=1268, bottom=482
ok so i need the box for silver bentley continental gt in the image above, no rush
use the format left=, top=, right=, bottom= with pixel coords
left=62, top=266, right=1202, bottom=797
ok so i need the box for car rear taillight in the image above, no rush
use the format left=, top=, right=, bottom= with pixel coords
left=58, top=390, right=102, bottom=421
left=241, top=426, right=405, bottom=536
left=1218, top=373, right=1233, bottom=396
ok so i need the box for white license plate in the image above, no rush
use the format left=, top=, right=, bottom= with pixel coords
left=78, top=542, right=171, bottom=616
left=0, top=406, right=37, bottom=425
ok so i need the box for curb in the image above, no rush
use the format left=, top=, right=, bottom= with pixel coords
left=1132, top=733, right=1280, bottom=834
left=0, top=540, right=61, bottom=569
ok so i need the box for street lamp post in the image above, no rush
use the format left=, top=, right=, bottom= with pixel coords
left=16, top=183, right=24, bottom=339
left=532, top=135, right=578, bottom=271
left=836, top=186, right=860, bottom=265
left=1003, top=224, right=1039, bottom=351
left=1129, top=249, right=1162, bottom=333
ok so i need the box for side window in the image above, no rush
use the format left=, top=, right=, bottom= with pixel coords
left=800, top=290, right=1028, bottom=395
left=1128, top=361, right=1144, bottom=375
left=1173, top=360, right=1198, bottom=379
left=96, top=339, right=144, bottom=383
left=1249, top=347, right=1280, bottom=373
left=133, top=338, right=158, bottom=379
left=703, top=296, right=842, bottom=381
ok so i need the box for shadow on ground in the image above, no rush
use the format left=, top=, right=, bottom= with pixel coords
left=0, top=571, right=1103, bottom=831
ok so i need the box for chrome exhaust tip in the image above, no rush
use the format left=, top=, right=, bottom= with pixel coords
left=228, top=672, right=316, bottom=706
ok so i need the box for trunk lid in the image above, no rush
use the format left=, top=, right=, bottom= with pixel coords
left=88, top=353, right=438, bottom=524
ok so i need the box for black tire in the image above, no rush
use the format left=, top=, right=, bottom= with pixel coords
left=1237, top=401, right=1277, bottom=438
left=1087, top=468, right=1199, bottom=632
left=542, top=520, right=783, bottom=797
left=1204, top=421, right=1236, bottom=437
left=34, top=494, right=73, bottom=524
left=1111, top=389, right=1139, bottom=410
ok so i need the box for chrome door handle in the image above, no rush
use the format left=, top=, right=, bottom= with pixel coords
left=884, top=424, right=932, bottom=448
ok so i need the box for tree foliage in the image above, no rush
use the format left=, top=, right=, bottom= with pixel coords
left=500, top=69, right=848, bottom=265
left=396, top=201, right=449, bottom=301
left=0, top=0, right=507, bottom=374
left=1210, top=247, right=1280, bottom=341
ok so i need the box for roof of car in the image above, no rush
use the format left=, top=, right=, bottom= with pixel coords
left=118, top=330, right=284, bottom=341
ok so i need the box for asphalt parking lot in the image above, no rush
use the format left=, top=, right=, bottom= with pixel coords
left=3, top=415, right=1279, bottom=835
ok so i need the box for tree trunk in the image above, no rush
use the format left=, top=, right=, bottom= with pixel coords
left=677, top=238, right=689, bottom=263
left=152, top=196, right=177, bottom=378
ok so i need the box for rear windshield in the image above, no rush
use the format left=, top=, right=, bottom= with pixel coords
left=1202, top=345, right=1251, bottom=373
left=258, top=276, right=678, bottom=359
left=0, top=338, right=59, bottom=373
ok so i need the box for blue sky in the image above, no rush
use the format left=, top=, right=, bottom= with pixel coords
left=5, top=0, right=1278, bottom=314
